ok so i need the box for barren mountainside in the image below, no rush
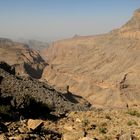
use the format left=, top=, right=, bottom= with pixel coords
left=0, top=38, right=47, bottom=78
left=41, top=8, right=140, bottom=108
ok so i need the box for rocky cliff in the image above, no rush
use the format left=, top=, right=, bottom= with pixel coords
left=0, top=38, right=47, bottom=79
left=41, top=8, right=140, bottom=108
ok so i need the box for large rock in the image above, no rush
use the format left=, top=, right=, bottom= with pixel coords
left=27, top=119, right=44, bottom=131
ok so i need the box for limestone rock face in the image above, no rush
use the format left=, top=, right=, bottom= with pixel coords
left=0, top=38, right=47, bottom=79
left=41, top=8, right=140, bottom=107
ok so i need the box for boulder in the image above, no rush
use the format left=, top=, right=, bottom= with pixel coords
left=27, top=119, right=44, bottom=131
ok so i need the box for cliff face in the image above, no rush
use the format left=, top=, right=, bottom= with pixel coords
left=41, top=9, right=140, bottom=107
left=0, top=38, right=47, bottom=79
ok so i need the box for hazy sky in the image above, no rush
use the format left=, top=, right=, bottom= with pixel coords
left=0, top=0, right=140, bottom=41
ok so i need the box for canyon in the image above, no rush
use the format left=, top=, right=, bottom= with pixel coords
left=0, top=7, right=140, bottom=140
left=41, top=8, right=140, bottom=108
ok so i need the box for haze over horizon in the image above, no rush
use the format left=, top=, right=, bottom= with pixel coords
left=0, top=0, right=140, bottom=41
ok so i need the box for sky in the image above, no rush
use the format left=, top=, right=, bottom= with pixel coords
left=0, top=0, right=140, bottom=41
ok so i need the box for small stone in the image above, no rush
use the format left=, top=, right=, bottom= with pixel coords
left=79, top=137, right=93, bottom=140
left=9, top=135, right=23, bottom=140
left=68, top=112, right=76, bottom=117
left=119, top=133, right=132, bottom=140
left=18, top=127, right=28, bottom=134
left=27, top=119, right=44, bottom=131
left=34, top=136, right=42, bottom=140
left=64, top=125, right=73, bottom=131
left=5, top=122, right=12, bottom=126
left=75, top=118, right=82, bottom=123
left=63, top=130, right=85, bottom=140
left=19, top=134, right=30, bottom=139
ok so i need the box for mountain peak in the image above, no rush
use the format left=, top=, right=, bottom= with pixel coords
left=117, top=8, right=140, bottom=39
left=134, top=8, right=140, bottom=16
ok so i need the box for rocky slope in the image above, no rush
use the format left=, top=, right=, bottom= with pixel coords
left=0, top=63, right=139, bottom=140
left=0, top=62, right=91, bottom=120
left=0, top=108, right=140, bottom=139
left=0, top=38, right=47, bottom=79
left=41, top=8, right=140, bottom=108
left=1, top=60, right=139, bottom=140
left=0, top=62, right=92, bottom=140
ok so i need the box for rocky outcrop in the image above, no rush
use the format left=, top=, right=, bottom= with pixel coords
left=41, top=8, right=140, bottom=108
left=0, top=62, right=91, bottom=120
left=0, top=38, right=47, bottom=79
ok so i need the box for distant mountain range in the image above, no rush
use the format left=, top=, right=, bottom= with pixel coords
left=18, top=39, right=50, bottom=51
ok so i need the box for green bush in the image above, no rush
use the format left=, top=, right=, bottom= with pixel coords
left=127, top=110, right=140, bottom=117
left=99, top=127, right=107, bottom=134
left=127, top=120, right=138, bottom=126
left=82, top=119, right=89, bottom=127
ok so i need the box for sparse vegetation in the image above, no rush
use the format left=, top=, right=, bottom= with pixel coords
left=104, top=136, right=111, bottom=140
left=105, top=114, right=111, bottom=120
left=99, top=127, right=107, bottom=134
left=127, top=110, right=140, bottom=117
left=127, top=120, right=138, bottom=126
left=82, top=119, right=89, bottom=127
left=100, top=122, right=107, bottom=127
